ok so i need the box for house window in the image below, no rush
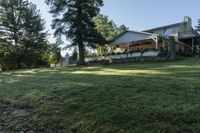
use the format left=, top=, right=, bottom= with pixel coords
left=164, top=28, right=172, bottom=36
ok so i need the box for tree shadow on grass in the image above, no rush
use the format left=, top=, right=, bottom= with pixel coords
left=1, top=58, right=200, bottom=132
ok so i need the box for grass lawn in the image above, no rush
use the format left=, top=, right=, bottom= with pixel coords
left=1, top=57, right=200, bottom=132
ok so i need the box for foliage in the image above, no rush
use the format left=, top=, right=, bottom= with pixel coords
left=0, top=42, right=20, bottom=71
left=97, top=45, right=108, bottom=56
left=0, top=0, right=48, bottom=71
left=117, top=25, right=128, bottom=34
left=94, top=14, right=128, bottom=41
left=1, top=58, right=200, bottom=132
left=46, top=0, right=105, bottom=65
left=94, top=14, right=128, bottom=56
left=47, top=43, right=61, bottom=64
left=70, top=48, right=78, bottom=63
left=0, top=0, right=27, bottom=45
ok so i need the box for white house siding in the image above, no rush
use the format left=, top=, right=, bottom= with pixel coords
left=110, top=31, right=152, bottom=45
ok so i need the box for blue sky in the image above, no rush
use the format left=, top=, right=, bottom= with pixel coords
left=101, top=0, right=199, bottom=30
left=29, top=0, right=200, bottom=55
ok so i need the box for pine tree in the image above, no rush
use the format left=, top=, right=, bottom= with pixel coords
left=0, top=0, right=48, bottom=69
left=0, top=0, right=28, bottom=45
left=46, top=0, right=105, bottom=65
left=94, top=14, right=128, bottom=41
left=21, top=3, right=47, bottom=49
left=0, top=0, right=47, bottom=47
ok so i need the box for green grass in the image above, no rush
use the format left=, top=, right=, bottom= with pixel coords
left=1, top=57, right=200, bottom=132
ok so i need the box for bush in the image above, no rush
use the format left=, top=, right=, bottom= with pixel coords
left=47, top=44, right=61, bottom=65
left=0, top=42, right=49, bottom=71
left=0, top=43, right=20, bottom=71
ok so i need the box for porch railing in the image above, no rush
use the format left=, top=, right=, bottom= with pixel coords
left=85, top=51, right=159, bottom=62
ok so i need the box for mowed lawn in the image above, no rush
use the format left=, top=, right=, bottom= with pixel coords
left=1, top=57, right=200, bottom=133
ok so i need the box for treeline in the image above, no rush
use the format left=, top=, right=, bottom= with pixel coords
left=1, top=0, right=128, bottom=70
left=0, top=0, right=61, bottom=71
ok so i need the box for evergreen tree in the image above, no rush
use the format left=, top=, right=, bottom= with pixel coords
left=0, top=0, right=48, bottom=70
left=20, top=3, right=47, bottom=49
left=94, top=14, right=116, bottom=40
left=0, top=0, right=28, bottom=45
left=117, top=25, right=128, bottom=34
left=46, top=0, right=105, bottom=65
left=94, top=14, right=128, bottom=41
left=47, top=43, right=61, bottom=65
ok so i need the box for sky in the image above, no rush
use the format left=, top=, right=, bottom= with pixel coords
left=29, top=0, right=200, bottom=55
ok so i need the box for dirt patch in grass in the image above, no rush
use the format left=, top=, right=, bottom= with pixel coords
left=0, top=102, right=29, bottom=116
left=0, top=102, right=31, bottom=132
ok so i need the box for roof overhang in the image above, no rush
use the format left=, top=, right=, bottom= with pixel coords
left=143, top=22, right=187, bottom=32
left=108, top=30, right=158, bottom=46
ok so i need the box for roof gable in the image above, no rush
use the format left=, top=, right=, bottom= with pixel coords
left=109, top=30, right=155, bottom=45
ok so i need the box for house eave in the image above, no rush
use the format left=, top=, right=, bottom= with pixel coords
left=143, top=22, right=187, bottom=32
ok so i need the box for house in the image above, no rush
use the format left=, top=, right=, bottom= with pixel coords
left=144, top=16, right=199, bottom=55
left=107, top=16, right=200, bottom=56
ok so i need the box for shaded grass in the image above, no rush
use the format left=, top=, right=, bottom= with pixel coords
left=1, top=57, right=200, bottom=132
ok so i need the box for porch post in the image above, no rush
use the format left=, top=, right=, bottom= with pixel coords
left=156, top=36, right=158, bottom=50
left=127, top=43, right=130, bottom=58
left=192, top=38, right=194, bottom=54
left=152, top=36, right=159, bottom=50
left=128, top=43, right=130, bottom=52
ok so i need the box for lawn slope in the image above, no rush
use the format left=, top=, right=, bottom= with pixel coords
left=1, top=57, right=200, bottom=132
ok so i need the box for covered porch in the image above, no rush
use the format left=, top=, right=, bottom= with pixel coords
left=107, top=34, right=170, bottom=57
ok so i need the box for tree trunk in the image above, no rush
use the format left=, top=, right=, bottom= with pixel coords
left=78, top=42, right=86, bottom=65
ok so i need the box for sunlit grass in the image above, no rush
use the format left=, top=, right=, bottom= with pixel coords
left=1, top=57, right=200, bottom=132
left=70, top=69, right=170, bottom=76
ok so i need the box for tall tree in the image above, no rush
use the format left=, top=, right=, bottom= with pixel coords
left=94, top=14, right=116, bottom=41
left=0, top=0, right=28, bottom=45
left=0, top=0, right=47, bottom=47
left=0, top=0, right=48, bottom=70
left=20, top=3, right=47, bottom=49
left=46, top=0, right=105, bottom=65
left=94, top=14, right=128, bottom=41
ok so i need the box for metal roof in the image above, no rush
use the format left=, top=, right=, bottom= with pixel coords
left=143, top=22, right=186, bottom=32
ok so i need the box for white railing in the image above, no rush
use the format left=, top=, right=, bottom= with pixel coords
left=86, top=51, right=160, bottom=62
